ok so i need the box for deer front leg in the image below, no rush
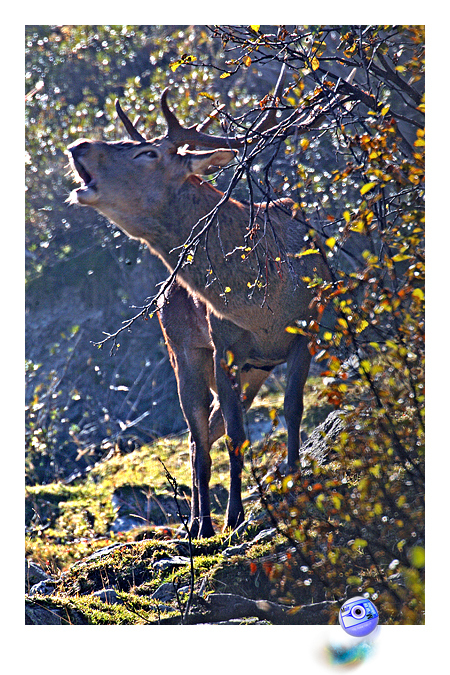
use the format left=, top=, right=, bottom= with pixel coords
left=172, top=348, right=215, bottom=538
left=213, top=350, right=247, bottom=531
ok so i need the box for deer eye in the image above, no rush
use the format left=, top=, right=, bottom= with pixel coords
left=134, top=147, right=159, bottom=160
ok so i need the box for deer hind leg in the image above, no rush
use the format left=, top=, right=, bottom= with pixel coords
left=208, top=366, right=272, bottom=445
left=284, top=336, right=312, bottom=471
left=213, top=351, right=248, bottom=531
left=173, top=347, right=215, bottom=538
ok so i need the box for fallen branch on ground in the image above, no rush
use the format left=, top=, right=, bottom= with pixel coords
left=154, top=592, right=339, bottom=625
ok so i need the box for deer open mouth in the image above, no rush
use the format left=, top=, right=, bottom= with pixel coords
left=73, top=157, right=94, bottom=187
left=72, top=156, right=98, bottom=192
left=68, top=152, right=99, bottom=205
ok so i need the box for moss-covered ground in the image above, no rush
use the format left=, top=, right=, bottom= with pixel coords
left=25, top=377, right=332, bottom=625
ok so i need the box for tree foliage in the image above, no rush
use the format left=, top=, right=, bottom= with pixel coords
left=26, top=25, right=424, bottom=623
left=204, top=24, right=424, bottom=625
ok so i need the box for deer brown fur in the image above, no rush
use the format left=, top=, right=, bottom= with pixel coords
left=66, top=81, right=331, bottom=537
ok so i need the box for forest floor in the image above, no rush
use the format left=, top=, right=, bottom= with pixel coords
left=25, top=377, right=336, bottom=625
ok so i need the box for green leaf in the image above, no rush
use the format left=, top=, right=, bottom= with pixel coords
left=347, top=575, right=363, bottom=586
left=332, top=494, right=342, bottom=510
left=409, top=546, right=425, bottom=568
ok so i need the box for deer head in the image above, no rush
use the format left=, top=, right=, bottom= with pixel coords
left=67, top=65, right=287, bottom=243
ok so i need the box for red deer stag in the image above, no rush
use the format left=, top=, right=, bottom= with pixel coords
left=67, top=66, right=341, bottom=537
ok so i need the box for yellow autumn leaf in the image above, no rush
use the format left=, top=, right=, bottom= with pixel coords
left=356, top=319, right=369, bottom=334
left=350, top=220, right=365, bottom=233
left=250, top=25, right=260, bottom=32
left=360, top=182, right=376, bottom=195
left=311, top=56, right=320, bottom=71
left=359, top=359, right=371, bottom=373
left=226, top=350, right=234, bottom=366
left=285, top=325, right=308, bottom=335
left=220, top=72, right=231, bottom=79
left=325, top=237, right=336, bottom=249
left=296, top=248, right=320, bottom=257
left=392, top=253, right=412, bottom=262
left=243, top=55, right=252, bottom=67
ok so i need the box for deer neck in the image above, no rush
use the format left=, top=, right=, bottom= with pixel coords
left=141, top=176, right=252, bottom=309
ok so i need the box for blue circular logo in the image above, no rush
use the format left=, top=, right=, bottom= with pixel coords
left=339, top=596, right=379, bottom=637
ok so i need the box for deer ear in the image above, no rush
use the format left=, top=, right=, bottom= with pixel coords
left=188, top=149, right=237, bottom=175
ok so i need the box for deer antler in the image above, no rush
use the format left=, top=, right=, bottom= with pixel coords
left=115, top=99, right=147, bottom=143
left=115, top=64, right=355, bottom=151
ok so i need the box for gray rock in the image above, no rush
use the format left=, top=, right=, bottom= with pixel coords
left=25, top=602, right=64, bottom=625
left=93, top=588, right=122, bottom=605
left=29, top=579, right=57, bottom=596
left=151, top=581, right=178, bottom=601
left=80, top=542, right=134, bottom=564
left=223, top=543, right=249, bottom=557
left=300, top=409, right=344, bottom=466
left=152, top=556, right=191, bottom=571
left=25, top=599, right=88, bottom=625
left=25, top=559, right=53, bottom=593
left=251, top=527, right=277, bottom=544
